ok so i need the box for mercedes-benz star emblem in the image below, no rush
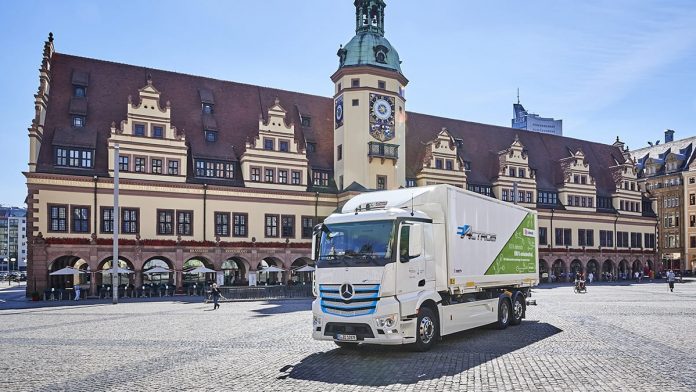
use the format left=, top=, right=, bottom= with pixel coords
left=339, top=283, right=354, bottom=300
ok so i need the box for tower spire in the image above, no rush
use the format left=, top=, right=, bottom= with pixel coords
left=516, top=88, right=520, bottom=105
left=355, top=0, right=386, bottom=36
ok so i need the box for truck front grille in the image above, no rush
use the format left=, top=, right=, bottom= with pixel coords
left=319, top=284, right=380, bottom=317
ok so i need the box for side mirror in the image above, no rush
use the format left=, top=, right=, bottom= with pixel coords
left=409, top=223, right=422, bottom=258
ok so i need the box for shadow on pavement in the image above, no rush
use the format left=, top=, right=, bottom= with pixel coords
left=250, top=299, right=312, bottom=317
left=283, top=320, right=562, bottom=386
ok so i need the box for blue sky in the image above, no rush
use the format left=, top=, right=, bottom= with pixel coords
left=1, top=1, right=695, bottom=206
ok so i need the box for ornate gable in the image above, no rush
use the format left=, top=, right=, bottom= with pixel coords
left=416, top=128, right=466, bottom=187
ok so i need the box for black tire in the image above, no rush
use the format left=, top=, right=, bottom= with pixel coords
left=495, top=297, right=511, bottom=330
left=412, top=307, right=438, bottom=352
left=510, top=294, right=525, bottom=326
left=334, top=341, right=359, bottom=349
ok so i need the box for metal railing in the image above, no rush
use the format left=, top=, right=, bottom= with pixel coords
left=368, top=142, right=398, bottom=159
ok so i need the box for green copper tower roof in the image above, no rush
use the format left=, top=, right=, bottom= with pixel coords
left=337, top=0, right=403, bottom=74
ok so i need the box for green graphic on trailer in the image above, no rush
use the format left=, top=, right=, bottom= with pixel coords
left=485, top=213, right=536, bottom=275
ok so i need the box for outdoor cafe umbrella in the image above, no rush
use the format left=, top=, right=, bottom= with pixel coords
left=101, top=267, right=134, bottom=274
left=186, top=266, right=216, bottom=274
left=49, top=266, right=86, bottom=276
left=294, top=265, right=315, bottom=273
left=143, top=266, right=172, bottom=274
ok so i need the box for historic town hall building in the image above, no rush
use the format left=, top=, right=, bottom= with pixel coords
left=25, top=1, right=658, bottom=296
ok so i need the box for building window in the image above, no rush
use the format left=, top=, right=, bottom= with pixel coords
left=644, top=233, right=655, bottom=249
left=378, top=80, right=386, bottom=89
left=574, top=175, right=580, bottom=183
left=56, top=148, right=68, bottom=166
left=134, top=124, right=145, bottom=136
left=55, top=147, right=92, bottom=168
left=630, top=232, right=642, bottom=248
left=215, top=212, right=230, bottom=237
left=279, top=140, right=289, bottom=152
left=580, top=176, right=587, bottom=184
left=249, top=167, right=261, bottom=182
left=73, top=116, right=84, bottom=127
left=153, top=126, right=164, bottom=138
left=281, top=215, right=295, bottom=238
left=502, top=189, right=508, bottom=201
left=337, top=83, right=342, bottom=91
left=205, top=130, right=217, bottom=142
left=525, top=191, right=532, bottom=203
left=135, top=157, right=146, bottom=173
left=202, top=103, right=213, bottom=114
left=337, top=145, right=343, bottom=161
left=157, top=209, right=174, bottom=235
left=313, top=171, right=329, bottom=187
left=599, top=230, right=614, bottom=248
left=301, top=216, right=314, bottom=239
left=151, top=159, right=163, bottom=174
left=445, top=160, right=453, bottom=171
left=121, top=208, right=138, bottom=234
left=351, top=78, right=360, bottom=88
left=168, top=160, right=179, bottom=175
left=554, top=228, right=572, bottom=246
left=265, top=214, right=279, bottom=238
left=518, top=191, right=524, bottom=203
left=72, top=206, right=89, bottom=233
left=264, top=138, right=274, bottom=150
left=306, top=142, right=316, bottom=153
left=177, top=211, right=193, bottom=236
left=301, top=116, right=311, bottom=127
left=407, top=179, right=417, bottom=188
left=265, top=168, right=275, bottom=183
left=435, top=159, right=443, bottom=169
left=539, top=227, right=547, bottom=245
left=278, top=169, right=288, bottom=184
left=519, top=168, right=526, bottom=178
left=376, top=175, right=387, bottom=190
left=616, top=231, right=629, bottom=248
left=352, top=99, right=359, bottom=106
left=233, top=213, right=248, bottom=237
left=291, top=171, right=301, bottom=185
left=578, top=229, right=594, bottom=247
left=49, top=205, right=68, bottom=232
left=195, top=160, right=235, bottom=179
left=118, top=156, right=129, bottom=172
left=74, top=86, right=86, bottom=97
left=101, top=207, right=114, bottom=234
left=509, top=167, right=516, bottom=177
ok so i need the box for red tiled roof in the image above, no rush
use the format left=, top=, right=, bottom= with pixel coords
left=39, top=53, right=625, bottom=195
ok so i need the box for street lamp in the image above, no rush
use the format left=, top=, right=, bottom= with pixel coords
left=10, top=257, right=16, bottom=273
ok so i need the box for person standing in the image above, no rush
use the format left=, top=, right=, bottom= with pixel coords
left=588, top=272, right=594, bottom=284
left=666, top=270, right=675, bottom=292
left=211, top=283, right=221, bottom=310
left=74, top=285, right=81, bottom=301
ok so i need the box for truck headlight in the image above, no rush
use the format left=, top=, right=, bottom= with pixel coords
left=374, top=313, right=399, bottom=329
left=313, top=315, right=322, bottom=327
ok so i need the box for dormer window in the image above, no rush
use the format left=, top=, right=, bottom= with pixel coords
left=134, top=124, right=145, bottom=136
left=445, top=160, right=453, bottom=171
left=73, top=116, right=85, bottom=127
left=205, top=130, right=217, bottom=142
left=153, top=126, right=164, bottom=138
left=435, top=159, right=443, bottom=169
left=279, top=140, right=289, bottom=152
left=301, top=116, right=311, bottom=127
left=374, top=45, right=389, bottom=64
left=202, top=103, right=213, bottom=114
left=519, top=168, right=526, bottom=178
left=509, top=167, right=516, bottom=177
left=264, top=138, right=274, bottom=150
left=74, top=86, right=86, bottom=97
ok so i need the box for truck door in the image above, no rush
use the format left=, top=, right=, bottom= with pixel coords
left=396, top=222, right=425, bottom=295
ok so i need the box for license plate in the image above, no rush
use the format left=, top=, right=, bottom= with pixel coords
left=336, top=334, right=357, bottom=341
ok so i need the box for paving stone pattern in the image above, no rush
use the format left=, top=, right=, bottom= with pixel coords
left=0, top=280, right=694, bottom=391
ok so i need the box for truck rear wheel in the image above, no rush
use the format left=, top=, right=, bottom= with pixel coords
left=510, top=293, right=525, bottom=326
left=495, top=298, right=511, bottom=330
left=412, top=307, right=438, bottom=352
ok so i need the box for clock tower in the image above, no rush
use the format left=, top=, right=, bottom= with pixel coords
left=331, top=0, right=408, bottom=191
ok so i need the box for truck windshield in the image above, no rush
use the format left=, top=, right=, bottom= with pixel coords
left=317, top=220, right=395, bottom=268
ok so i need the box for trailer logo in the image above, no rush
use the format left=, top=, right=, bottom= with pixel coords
left=457, top=225, right=497, bottom=242
left=339, top=283, right=355, bottom=300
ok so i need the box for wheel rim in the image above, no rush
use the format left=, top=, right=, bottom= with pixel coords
left=513, top=299, right=523, bottom=320
left=501, top=302, right=509, bottom=324
left=419, top=316, right=435, bottom=344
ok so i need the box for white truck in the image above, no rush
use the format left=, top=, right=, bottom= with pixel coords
left=311, top=184, right=538, bottom=351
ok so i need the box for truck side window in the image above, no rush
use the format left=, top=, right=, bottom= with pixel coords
left=399, top=225, right=410, bottom=262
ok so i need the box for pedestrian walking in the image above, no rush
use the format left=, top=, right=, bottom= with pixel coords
left=74, top=285, right=81, bottom=301
left=588, top=272, right=594, bottom=284
left=211, top=283, right=221, bottom=310
left=666, top=270, right=675, bottom=292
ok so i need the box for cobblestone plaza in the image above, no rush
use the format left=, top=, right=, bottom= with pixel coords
left=1, top=281, right=694, bottom=391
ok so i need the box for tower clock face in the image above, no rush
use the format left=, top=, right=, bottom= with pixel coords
left=335, top=95, right=344, bottom=129
left=369, top=93, right=395, bottom=142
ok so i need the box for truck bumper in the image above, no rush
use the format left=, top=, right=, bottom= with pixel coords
left=311, top=297, right=417, bottom=345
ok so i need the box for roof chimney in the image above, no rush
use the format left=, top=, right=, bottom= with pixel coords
left=665, top=129, right=674, bottom=143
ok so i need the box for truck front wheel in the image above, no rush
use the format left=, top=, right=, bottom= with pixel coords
left=495, top=298, right=511, bottom=330
left=413, top=307, right=438, bottom=352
